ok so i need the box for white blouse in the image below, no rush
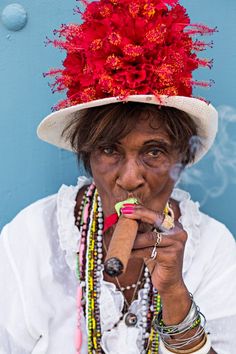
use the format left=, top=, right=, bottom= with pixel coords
left=0, top=176, right=236, bottom=354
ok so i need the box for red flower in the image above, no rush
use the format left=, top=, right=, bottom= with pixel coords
left=45, top=0, right=216, bottom=109
left=116, top=65, right=147, bottom=89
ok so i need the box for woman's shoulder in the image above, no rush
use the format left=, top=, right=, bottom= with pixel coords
left=0, top=175, right=92, bottom=269
left=3, top=176, right=91, bottom=231
left=173, top=187, right=235, bottom=241
left=198, top=210, right=236, bottom=262
left=172, top=188, right=235, bottom=273
left=2, top=193, right=58, bottom=244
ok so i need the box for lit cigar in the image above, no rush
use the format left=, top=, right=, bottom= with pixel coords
left=104, top=198, right=138, bottom=277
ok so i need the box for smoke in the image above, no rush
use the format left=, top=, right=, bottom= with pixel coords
left=173, top=105, right=236, bottom=206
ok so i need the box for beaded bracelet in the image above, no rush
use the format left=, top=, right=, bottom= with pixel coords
left=159, top=316, right=202, bottom=332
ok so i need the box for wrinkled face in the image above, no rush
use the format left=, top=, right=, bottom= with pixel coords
left=90, top=117, right=182, bottom=216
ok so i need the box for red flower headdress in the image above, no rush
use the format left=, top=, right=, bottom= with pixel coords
left=45, top=0, right=216, bottom=111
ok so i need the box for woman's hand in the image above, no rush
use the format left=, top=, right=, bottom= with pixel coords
left=121, top=203, right=188, bottom=295
left=121, top=203, right=194, bottom=330
left=121, top=204, right=213, bottom=352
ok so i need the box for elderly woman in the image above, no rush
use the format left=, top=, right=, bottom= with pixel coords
left=0, top=0, right=236, bottom=353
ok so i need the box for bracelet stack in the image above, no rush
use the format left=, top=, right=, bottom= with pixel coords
left=159, top=334, right=211, bottom=354
left=153, top=294, right=211, bottom=354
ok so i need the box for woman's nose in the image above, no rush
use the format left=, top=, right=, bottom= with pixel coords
left=116, top=158, right=145, bottom=193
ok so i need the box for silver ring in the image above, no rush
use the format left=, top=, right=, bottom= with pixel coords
left=150, top=247, right=157, bottom=260
left=150, top=229, right=162, bottom=260
left=153, top=228, right=163, bottom=245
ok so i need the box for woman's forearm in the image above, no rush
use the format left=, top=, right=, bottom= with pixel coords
left=159, top=282, right=215, bottom=352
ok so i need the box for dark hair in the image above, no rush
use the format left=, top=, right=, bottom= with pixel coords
left=62, top=102, right=200, bottom=174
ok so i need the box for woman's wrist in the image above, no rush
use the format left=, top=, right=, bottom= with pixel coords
left=159, top=282, right=191, bottom=326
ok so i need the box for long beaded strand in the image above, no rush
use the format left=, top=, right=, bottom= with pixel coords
left=146, top=288, right=161, bottom=353
left=75, top=185, right=162, bottom=353
left=75, top=183, right=96, bottom=353
left=85, top=189, right=103, bottom=353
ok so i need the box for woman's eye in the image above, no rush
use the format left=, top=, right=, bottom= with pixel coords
left=103, top=147, right=116, bottom=155
left=147, top=149, right=161, bottom=157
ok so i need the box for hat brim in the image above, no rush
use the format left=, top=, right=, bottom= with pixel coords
left=37, top=94, right=218, bottom=165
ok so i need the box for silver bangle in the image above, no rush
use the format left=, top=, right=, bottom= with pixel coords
left=153, top=301, right=200, bottom=335
left=159, top=333, right=212, bottom=354
left=153, top=293, right=207, bottom=350
left=161, top=324, right=206, bottom=350
left=153, top=295, right=200, bottom=335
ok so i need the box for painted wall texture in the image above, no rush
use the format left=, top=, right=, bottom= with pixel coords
left=0, top=1, right=236, bottom=235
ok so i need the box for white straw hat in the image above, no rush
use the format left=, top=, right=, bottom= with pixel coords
left=37, top=94, right=218, bottom=164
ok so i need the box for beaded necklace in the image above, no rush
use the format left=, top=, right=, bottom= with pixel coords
left=75, top=184, right=161, bottom=354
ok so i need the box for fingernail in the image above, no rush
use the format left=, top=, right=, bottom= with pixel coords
left=121, top=207, right=135, bottom=214
left=123, top=203, right=135, bottom=207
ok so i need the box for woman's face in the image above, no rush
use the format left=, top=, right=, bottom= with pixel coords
left=90, top=117, right=182, bottom=216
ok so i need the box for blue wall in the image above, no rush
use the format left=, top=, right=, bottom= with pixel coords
left=0, top=0, right=236, bottom=236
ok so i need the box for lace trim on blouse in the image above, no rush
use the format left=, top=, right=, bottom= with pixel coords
left=56, top=176, right=92, bottom=271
